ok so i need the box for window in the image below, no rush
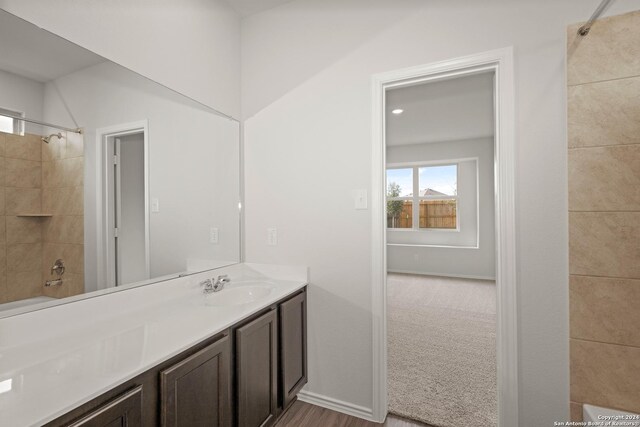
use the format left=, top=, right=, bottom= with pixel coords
left=386, top=168, right=413, bottom=229
left=387, top=163, right=458, bottom=230
left=0, top=107, right=24, bottom=135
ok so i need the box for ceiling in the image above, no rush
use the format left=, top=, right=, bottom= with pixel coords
left=386, top=72, right=494, bottom=146
left=0, top=10, right=104, bottom=83
left=223, top=0, right=296, bottom=17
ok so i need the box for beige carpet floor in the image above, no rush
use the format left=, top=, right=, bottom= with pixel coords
left=387, top=273, right=497, bottom=427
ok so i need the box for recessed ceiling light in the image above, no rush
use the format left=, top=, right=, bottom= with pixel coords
left=391, top=108, right=404, bottom=115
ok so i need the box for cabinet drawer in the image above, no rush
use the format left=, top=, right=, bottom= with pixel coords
left=67, top=386, right=142, bottom=427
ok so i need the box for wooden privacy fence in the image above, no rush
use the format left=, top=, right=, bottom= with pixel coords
left=387, top=200, right=457, bottom=229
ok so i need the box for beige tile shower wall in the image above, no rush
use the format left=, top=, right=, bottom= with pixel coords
left=41, top=132, right=84, bottom=299
left=0, top=132, right=44, bottom=303
left=567, top=10, right=640, bottom=420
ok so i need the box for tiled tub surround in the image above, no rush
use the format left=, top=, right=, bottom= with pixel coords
left=1, top=132, right=44, bottom=303
left=567, top=10, right=640, bottom=420
left=41, top=131, right=84, bottom=300
left=0, top=263, right=307, bottom=426
left=0, top=131, right=84, bottom=305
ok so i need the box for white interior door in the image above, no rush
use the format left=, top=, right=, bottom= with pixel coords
left=117, top=133, right=147, bottom=284
left=106, top=132, right=148, bottom=287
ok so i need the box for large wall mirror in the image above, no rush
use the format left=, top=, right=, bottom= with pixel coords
left=0, top=10, right=241, bottom=317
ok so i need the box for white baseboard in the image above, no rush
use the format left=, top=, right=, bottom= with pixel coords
left=297, top=390, right=375, bottom=421
left=387, top=269, right=495, bottom=281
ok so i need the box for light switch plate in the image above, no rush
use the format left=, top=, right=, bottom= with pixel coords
left=151, top=198, right=160, bottom=213
left=267, top=227, right=278, bottom=246
left=354, top=189, right=368, bottom=209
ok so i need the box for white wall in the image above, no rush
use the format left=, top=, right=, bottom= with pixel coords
left=241, top=0, right=640, bottom=425
left=0, top=0, right=241, bottom=118
left=42, top=62, right=240, bottom=291
left=387, top=138, right=495, bottom=279
left=0, top=69, right=44, bottom=134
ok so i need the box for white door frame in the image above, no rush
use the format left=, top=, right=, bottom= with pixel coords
left=95, top=120, right=150, bottom=289
left=371, top=47, right=518, bottom=425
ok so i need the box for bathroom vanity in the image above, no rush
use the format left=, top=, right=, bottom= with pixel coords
left=0, top=264, right=308, bottom=427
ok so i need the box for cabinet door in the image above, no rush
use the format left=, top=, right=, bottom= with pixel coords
left=160, top=334, right=231, bottom=427
left=236, top=308, right=278, bottom=427
left=279, top=291, right=307, bottom=409
left=68, top=386, right=142, bottom=427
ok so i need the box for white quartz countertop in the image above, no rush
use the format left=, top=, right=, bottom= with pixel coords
left=0, top=263, right=308, bottom=427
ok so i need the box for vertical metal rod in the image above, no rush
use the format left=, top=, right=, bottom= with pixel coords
left=578, top=0, right=614, bottom=36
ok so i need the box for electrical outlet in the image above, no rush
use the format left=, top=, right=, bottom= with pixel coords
left=267, top=228, right=277, bottom=246
left=209, top=227, right=219, bottom=244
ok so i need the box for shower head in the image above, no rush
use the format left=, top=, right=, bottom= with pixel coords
left=42, top=132, right=63, bottom=144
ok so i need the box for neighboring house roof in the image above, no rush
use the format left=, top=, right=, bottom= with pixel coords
left=421, top=188, right=447, bottom=196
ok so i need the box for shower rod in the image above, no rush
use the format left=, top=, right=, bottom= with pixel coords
left=1, top=112, right=82, bottom=134
left=578, top=0, right=614, bottom=36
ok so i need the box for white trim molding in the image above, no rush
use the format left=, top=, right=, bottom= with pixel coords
left=387, top=270, right=496, bottom=281
left=371, top=47, right=518, bottom=425
left=297, top=390, right=374, bottom=421
left=94, top=120, right=151, bottom=290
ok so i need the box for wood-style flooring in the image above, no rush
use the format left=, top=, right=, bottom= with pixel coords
left=275, top=401, right=434, bottom=427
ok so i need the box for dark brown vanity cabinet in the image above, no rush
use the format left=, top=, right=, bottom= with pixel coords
left=235, top=309, right=279, bottom=427
left=160, top=335, right=231, bottom=427
left=234, top=290, right=308, bottom=427
left=46, top=332, right=232, bottom=427
left=48, top=288, right=307, bottom=427
left=278, top=291, right=307, bottom=409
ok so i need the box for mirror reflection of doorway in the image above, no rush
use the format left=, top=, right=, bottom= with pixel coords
left=105, top=130, right=149, bottom=287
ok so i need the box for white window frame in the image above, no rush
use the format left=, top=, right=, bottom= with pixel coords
left=0, top=107, right=25, bottom=135
left=386, top=161, right=460, bottom=231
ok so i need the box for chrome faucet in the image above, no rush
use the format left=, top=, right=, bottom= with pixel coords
left=45, top=259, right=65, bottom=287
left=215, top=275, right=230, bottom=291
left=51, top=259, right=65, bottom=276
left=201, top=275, right=231, bottom=294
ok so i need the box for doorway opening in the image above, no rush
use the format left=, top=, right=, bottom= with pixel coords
left=371, top=49, right=517, bottom=426
left=96, top=121, right=150, bottom=288
left=385, top=71, right=496, bottom=427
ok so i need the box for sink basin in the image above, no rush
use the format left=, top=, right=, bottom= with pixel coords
left=232, top=280, right=276, bottom=286
left=205, top=286, right=273, bottom=306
